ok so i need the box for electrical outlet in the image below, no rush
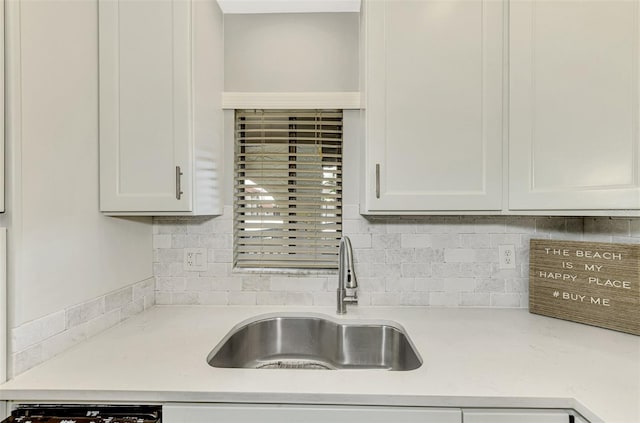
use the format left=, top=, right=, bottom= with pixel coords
left=498, top=245, right=516, bottom=270
left=184, top=248, right=207, bottom=271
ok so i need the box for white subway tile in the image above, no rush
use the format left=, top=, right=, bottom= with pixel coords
left=153, top=263, right=171, bottom=277
left=172, top=292, right=199, bottom=305
left=271, top=277, right=326, bottom=292
left=187, top=218, right=215, bottom=234
left=133, top=278, right=155, bottom=302
left=430, top=234, right=460, bottom=248
left=86, top=310, right=121, bottom=338
left=444, top=249, right=476, bottom=263
left=459, top=263, right=491, bottom=278
left=185, top=277, right=214, bottom=292
left=347, top=234, right=372, bottom=249
left=156, top=219, right=186, bottom=235
left=171, top=234, right=187, bottom=248
left=228, top=291, right=257, bottom=305
left=13, top=345, right=44, bottom=376
left=312, top=292, right=335, bottom=306
left=490, top=264, right=520, bottom=279
left=401, top=263, right=431, bottom=278
left=357, top=277, right=385, bottom=292
left=584, top=217, right=630, bottom=236
left=460, top=234, right=491, bottom=249
left=429, top=292, right=460, bottom=307
left=256, top=291, right=287, bottom=305
left=355, top=249, right=386, bottom=264
left=371, top=292, right=402, bottom=306
left=40, top=324, right=88, bottom=363
left=12, top=311, right=66, bottom=352
left=342, top=205, right=361, bottom=219
left=490, top=234, right=522, bottom=248
left=385, top=277, right=415, bottom=292
left=473, top=217, right=506, bottom=234
left=460, top=293, right=490, bottom=307
left=385, top=222, right=417, bottom=234
left=156, top=277, right=186, bottom=292
left=506, top=278, right=528, bottom=293
left=414, top=248, right=439, bottom=263
left=155, top=292, right=172, bottom=305
left=202, top=234, right=232, bottom=249
left=400, top=292, right=429, bottom=306
left=475, top=278, right=505, bottom=293
left=199, top=263, right=231, bottom=277
left=241, top=276, right=271, bottom=291
left=415, top=278, right=444, bottom=292
left=474, top=249, right=497, bottom=263
left=197, top=292, right=228, bottom=305
left=153, top=234, right=172, bottom=249
left=121, top=299, right=145, bottom=320
left=105, top=287, right=134, bottom=312
left=400, top=234, right=431, bottom=249
left=372, top=234, right=401, bottom=250
left=536, top=217, right=567, bottom=234
left=443, top=278, right=476, bottom=293
left=66, top=297, right=105, bottom=329
left=283, top=292, right=314, bottom=305
left=432, top=263, right=460, bottom=277
left=157, top=249, right=183, bottom=263
left=491, top=293, right=522, bottom=308
left=212, top=277, right=243, bottom=291
left=413, top=217, right=446, bottom=233
left=506, top=217, right=536, bottom=234
left=385, top=249, right=414, bottom=264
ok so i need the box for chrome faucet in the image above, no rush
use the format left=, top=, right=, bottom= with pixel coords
left=337, top=236, right=358, bottom=314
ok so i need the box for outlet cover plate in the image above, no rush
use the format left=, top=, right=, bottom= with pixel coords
left=184, top=248, right=207, bottom=271
left=498, top=245, right=516, bottom=270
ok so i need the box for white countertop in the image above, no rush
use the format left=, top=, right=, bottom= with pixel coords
left=0, top=306, right=638, bottom=423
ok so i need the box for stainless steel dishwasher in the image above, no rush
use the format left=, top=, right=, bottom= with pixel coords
left=2, top=405, right=161, bottom=422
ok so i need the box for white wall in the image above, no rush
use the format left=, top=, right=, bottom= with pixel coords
left=3, top=0, right=153, bottom=328
left=224, top=13, right=359, bottom=92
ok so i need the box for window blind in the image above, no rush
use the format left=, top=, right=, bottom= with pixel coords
left=234, top=109, right=343, bottom=269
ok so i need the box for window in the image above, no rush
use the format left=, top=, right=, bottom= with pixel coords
left=234, top=109, right=343, bottom=270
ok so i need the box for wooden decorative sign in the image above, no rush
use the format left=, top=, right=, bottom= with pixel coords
left=529, top=239, right=639, bottom=336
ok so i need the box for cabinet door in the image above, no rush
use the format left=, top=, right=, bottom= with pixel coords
left=99, top=0, right=192, bottom=212
left=463, top=409, right=571, bottom=423
left=509, top=0, right=640, bottom=211
left=163, top=404, right=461, bottom=423
left=363, top=0, right=504, bottom=212
left=0, top=0, right=4, bottom=213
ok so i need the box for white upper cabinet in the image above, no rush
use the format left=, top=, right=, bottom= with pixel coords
left=0, top=0, right=4, bottom=213
left=361, top=0, right=505, bottom=213
left=99, top=0, right=223, bottom=216
left=509, top=0, right=640, bottom=213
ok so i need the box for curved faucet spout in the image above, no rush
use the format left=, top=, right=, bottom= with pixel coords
left=337, top=236, right=358, bottom=314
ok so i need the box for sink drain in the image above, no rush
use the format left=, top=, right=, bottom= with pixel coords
left=255, top=359, right=335, bottom=370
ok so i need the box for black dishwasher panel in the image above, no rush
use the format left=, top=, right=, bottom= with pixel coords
left=3, top=405, right=161, bottom=422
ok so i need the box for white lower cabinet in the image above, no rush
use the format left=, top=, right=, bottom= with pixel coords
left=463, top=409, right=571, bottom=423
left=162, top=404, right=461, bottom=423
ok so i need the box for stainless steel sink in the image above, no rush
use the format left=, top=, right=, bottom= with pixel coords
left=207, top=313, right=422, bottom=371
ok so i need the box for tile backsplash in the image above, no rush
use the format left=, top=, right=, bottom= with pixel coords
left=153, top=207, right=639, bottom=308
left=10, top=277, right=155, bottom=377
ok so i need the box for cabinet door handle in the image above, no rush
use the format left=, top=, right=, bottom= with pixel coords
left=375, top=163, right=380, bottom=199
left=176, top=166, right=184, bottom=200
